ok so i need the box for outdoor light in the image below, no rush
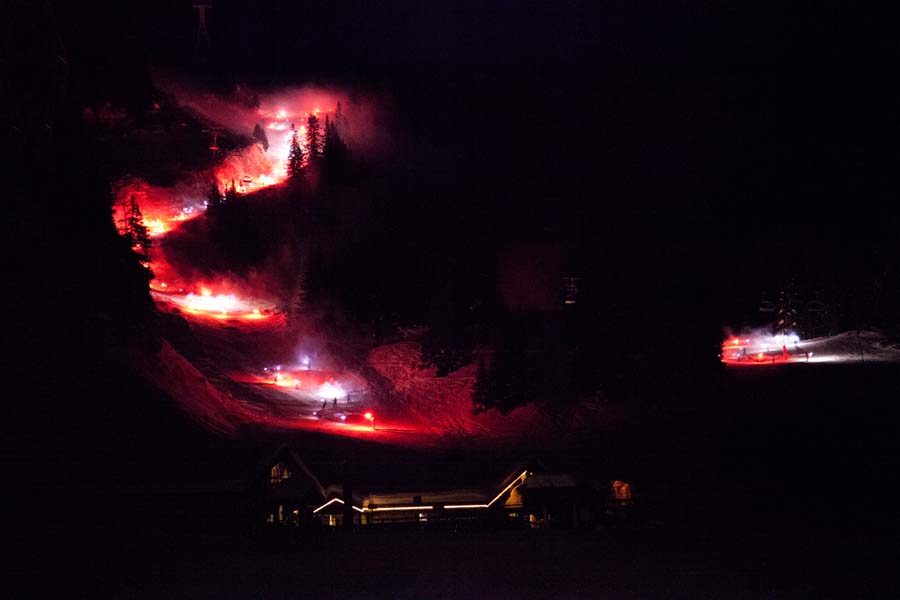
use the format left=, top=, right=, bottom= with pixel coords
left=317, top=382, right=344, bottom=399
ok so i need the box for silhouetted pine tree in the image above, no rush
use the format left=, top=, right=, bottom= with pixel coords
left=252, top=123, right=269, bottom=151
left=804, top=291, right=837, bottom=337
left=287, top=127, right=304, bottom=178
left=323, top=114, right=350, bottom=176
left=224, top=179, right=238, bottom=203
left=472, top=357, right=495, bottom=413
left=289, top=268, right=306, bottom=322
left=306, top=114, right=323, bottom=165
left=476, top=350, right=536, bottom=414
left=207, top=180, right=223, bottom=210
left=125, top=194, right=152, bottom=260
left=775, top=278, right=801, bottom=334
left=333, top=101, right=350, bottom=140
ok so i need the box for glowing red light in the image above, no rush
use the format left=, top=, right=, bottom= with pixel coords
left=364, top=412, right=373, bottom=420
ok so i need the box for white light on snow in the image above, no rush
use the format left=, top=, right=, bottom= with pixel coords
left=317, top=382, right=344, bottom=399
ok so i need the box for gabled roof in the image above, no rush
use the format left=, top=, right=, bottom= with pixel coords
left=494, top=455, right=551, bottom=491
left=524, top=473, right=578, bottom=488
left=247, top=444, right=326, bottom=498
left=311, top=455, right=550, bottom=513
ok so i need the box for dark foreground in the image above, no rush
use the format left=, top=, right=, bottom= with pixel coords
left=13, top=362, right=900, bottom=598
left=23, top=519, right=896, bottom=599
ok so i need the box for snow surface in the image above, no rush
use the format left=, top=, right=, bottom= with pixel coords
left=135, top=340, right=242, bottom=437
left=367, top=342, right=598, bottom=443
left=145, top=324, right=900, bottom=447
left=799, top=331, right=900, bottom=364
left=724, top=330, right=900, bottom=367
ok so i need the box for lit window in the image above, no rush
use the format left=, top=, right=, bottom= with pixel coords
left=270, top=463, right=292, bottom=485
left=504, top=486, right=523, bottom=507
left=612, top=480, right=632, bottom=500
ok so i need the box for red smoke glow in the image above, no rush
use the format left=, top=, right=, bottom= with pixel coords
left=114, top=86, right=362, bottom=324
left=229, top=368, right=341, bottom=389
left=113, top=81, right=422, bottom=442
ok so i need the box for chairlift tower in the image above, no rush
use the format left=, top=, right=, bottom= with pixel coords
left=202, top=128, right=222, bottom=154
left=193, top=4, right=212, bottom=51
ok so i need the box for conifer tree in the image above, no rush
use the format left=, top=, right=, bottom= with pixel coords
left=116, top=196, right=130, bottom=233
left=252, top=123, right=269, bottom=151
left=224, top=179, right=238, bottom=203
left=287, top=126, right=304, bottom=178
left=289, top=268, right=306, bottom=322
left=775, top=278, right=801, bottom=334
left=306, top=114, right=323, bottom=165
left=472, top=358, right=495, bottom=413
left=207, top=181, right=223, bottom=210
left=125, top=195, right=152, bottom=260
left=323, top=114, right=350, bottom=175
left=333, top=101, right=350, bottom=140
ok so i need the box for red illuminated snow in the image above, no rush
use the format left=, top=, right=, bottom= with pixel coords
left=368, top=342, right=556, bottom=440
left=151, top=287, right=283, bottom=326
left=721, top=330, right=900, bottom=366
left=136, top=340, right=242, bottom=436
left=115, top=85, right=572, bottom=445
left=112, top=88, right=351, bottom=324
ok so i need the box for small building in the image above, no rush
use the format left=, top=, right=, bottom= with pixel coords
left=252, top=454, right=636, bottom=532
left=110, top=443, right=634, bottom=535
left=247, top=445, right=327, bottom=529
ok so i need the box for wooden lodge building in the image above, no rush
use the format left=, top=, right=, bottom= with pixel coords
left=115, top=444, right=634, bottom=535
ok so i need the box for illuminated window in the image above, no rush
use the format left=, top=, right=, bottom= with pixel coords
left=612, top=480, right=632, bottom=500
left=328, top=514, right=338, bottom=527
left=270, top=463, right=292, bottom=485
left=418, top=513, right=427, bottom=523
left=504, top=486, right=524, bottom=508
